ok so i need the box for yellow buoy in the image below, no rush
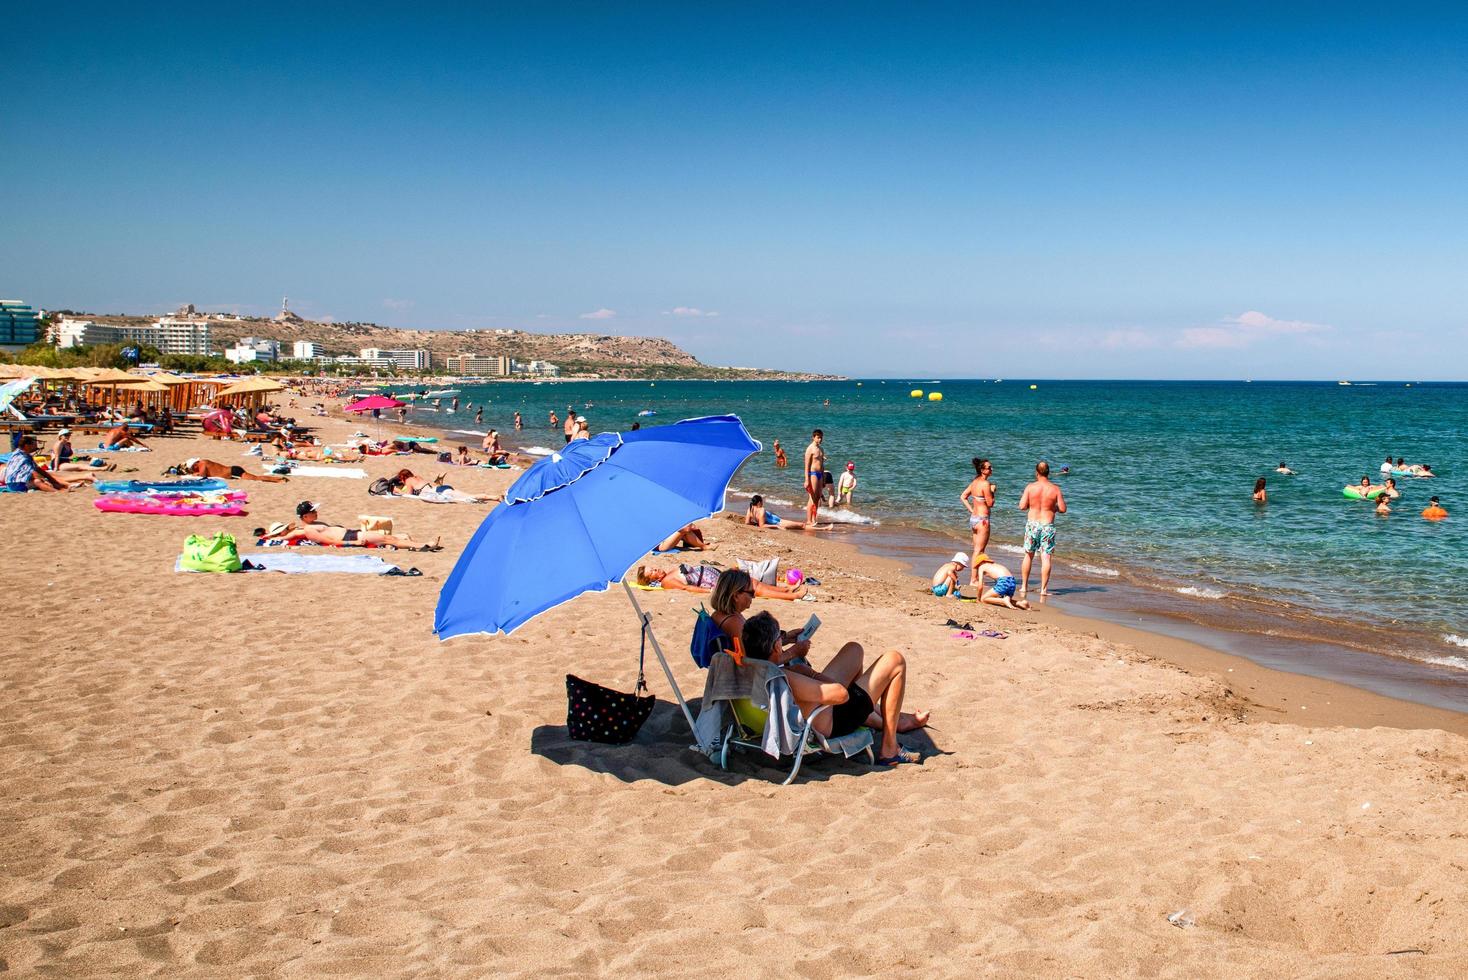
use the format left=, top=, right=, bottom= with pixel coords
left=928, top=391, right=943, bottom=401
left=910, top=389, right=923, bottom=398
left=1029, top=384, right=1038, bottom=390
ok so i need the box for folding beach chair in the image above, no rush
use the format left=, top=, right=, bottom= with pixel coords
left=697, top=649, right=874, bottom=786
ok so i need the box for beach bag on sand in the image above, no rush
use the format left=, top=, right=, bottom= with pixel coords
left=566, top=617, right=655, bottom=744
left=368, top=477, right=394, bottom=496
left=179, top=532, right=241, bottom=573
left=737, top=556, right=780, bottom=586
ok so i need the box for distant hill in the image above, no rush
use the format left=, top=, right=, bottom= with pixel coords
left=72, top=311, right=838, bottom=380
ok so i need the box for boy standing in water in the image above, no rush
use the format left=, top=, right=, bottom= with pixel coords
left=802, top=429, right=826, bottom=523
left=1017, top=460, right=1067, bottom=600
left=837, top=461, right=857, bottom=506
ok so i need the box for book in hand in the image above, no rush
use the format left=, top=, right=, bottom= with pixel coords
left=798, top=614, right=821, bottom=642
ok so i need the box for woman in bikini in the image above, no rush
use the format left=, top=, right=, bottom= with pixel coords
left=634, top=564, right=805, bottom=600
left=256, top=503, right=441, bottom=550
left=740, top=610, right=926, bottom=766
left=960, top=457, right=995, bottom=583
left=390, top=469, right=497, bottom=503
left=745, top=494, right=813, bottom=530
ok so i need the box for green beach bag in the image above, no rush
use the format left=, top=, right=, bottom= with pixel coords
left=180, top=532, right=241, bottom=573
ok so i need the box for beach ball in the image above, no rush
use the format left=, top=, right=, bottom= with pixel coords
left=910, top=389, right=923, bottom=398
left=928, top=392, right=943, bottom=401
left=787, top=568, right=804, bottom=586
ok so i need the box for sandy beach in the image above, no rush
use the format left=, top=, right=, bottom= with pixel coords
left=3, top=405, right=1466, bottom=977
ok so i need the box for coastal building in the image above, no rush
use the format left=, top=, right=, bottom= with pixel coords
left=224, top=337, right=280, bottom=364
left=360, top=347, right=431, bottom=370
left=56, top=316, right=211, bottom=355
left=0, top=299, right=41, bottom=351
left=333, top=355, right=396, bottom=370
left=442, top=353, right=513, bottom=376
left=153, top=317, right=213, bottom=355
left=514, top=359, right=560, bottom=377
left=293, top=340, right=322, bottom=360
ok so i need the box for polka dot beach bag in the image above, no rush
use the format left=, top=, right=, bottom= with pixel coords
left=566, top=615, right=656, bottom=744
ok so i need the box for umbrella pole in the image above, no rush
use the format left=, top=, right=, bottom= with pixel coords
left=622, top=581, right=704, bottom=749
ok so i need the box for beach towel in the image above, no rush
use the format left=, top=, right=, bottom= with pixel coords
left=271, top=465, right=367, bottom=479
left=176, top=553, right=411, bottom=574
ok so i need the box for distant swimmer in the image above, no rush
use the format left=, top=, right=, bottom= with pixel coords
left=931, top=552, right=968, bottom=597
left=1375, top=494, right=1392, bottom=516
left=549, top=410, right=559, bottom=429
left=772, top=439, right=788, bottom=468
left=1253, top=477, right=1267, bottom=503
left=474, top=407, right=483, bottom=424
left=514, top=411, right=522, bottom=430
left=971, top=553, right=1031, bottom=610
left=961, top=457, right=996, bottom=579
left=1017, top=460, right=1067, bottom=599
left=1423, top=497, right=1448, bottom=520
left=1276, top=461, right=1296, bottom=475
left=1381, top=477, right=1400, bottom=499
left=1380, top=455, right=1394, bottom=477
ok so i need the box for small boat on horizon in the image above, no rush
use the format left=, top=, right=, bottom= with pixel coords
left=424, top=389, right=461, bottom=398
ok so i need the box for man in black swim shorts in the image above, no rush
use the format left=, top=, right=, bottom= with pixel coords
left=740, top=612, right=926, bottom=766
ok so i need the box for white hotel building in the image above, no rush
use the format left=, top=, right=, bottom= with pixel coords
left=58, top=317, right=212, bottom=355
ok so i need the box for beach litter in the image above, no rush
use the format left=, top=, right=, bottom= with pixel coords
left=1167, top=909, right=1195, bottom=929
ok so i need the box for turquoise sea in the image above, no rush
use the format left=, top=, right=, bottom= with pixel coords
left=405, top=379, right=1468, bottom=698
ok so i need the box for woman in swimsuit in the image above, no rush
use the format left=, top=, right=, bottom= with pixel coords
left=960, top=457, right=995, bottom=581
left=390, top=469, right=497, bottom=503
left=740, top=611, right=925, bottom=765
left=634, top=565, right=806, bottom=600
left=709, top=570, right=812, bottom=660
left=1253, top=477, right=1267, bottom=503
left=656, top=522, right=707, bottom=552
left=257, top=503, right=442, bottom=550
left=746, top=494, right=811, bottom=530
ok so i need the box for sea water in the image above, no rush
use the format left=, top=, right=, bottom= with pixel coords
left=417, top=378, right=1467, bottom=684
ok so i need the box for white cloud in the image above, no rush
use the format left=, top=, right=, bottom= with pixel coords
left=579, top=308, right=617, bottom=320
left=1176, top=310, right=1331, bottom=349
left=1229, top=310, right=1328, bottom=334
left=663, top=306, right=719, bottom=318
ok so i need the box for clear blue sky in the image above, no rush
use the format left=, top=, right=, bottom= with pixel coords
left=5, top=3, right=1467, bottom=378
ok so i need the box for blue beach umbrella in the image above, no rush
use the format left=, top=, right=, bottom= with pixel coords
left=435, top=415, right=762, bottom=739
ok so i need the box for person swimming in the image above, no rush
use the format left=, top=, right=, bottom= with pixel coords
left=1276, top=461, right=1296, bottom=475
left=1422, top=496, right=1448, bottom=520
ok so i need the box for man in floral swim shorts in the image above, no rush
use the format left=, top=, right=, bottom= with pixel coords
left=1017, top=460, right=1066, bottom=600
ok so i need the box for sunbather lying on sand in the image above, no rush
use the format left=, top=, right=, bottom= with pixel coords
left=254, top=502, right=441, bottom=550
left=389, top=469, right=497, bottom=503
left=741, top=610, right=925, bottom=765
left=279, top=444, right=363, bottom=462
left=179, top=458, right=289, bottom=482
left=657, top=522, right=708, bottom=551
left=635, top=564, right=805, bottom=599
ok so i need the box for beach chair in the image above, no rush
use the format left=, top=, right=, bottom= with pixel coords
left=697, top=649, right=874, bottom=786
